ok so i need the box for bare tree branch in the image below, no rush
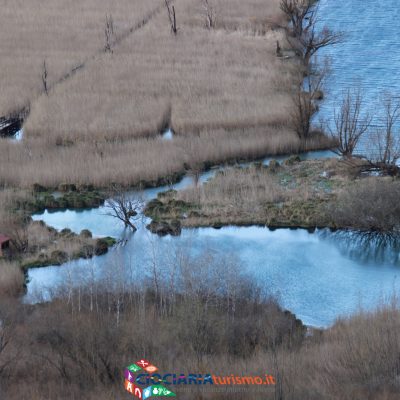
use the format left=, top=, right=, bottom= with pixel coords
left=290, top=65, right=327, bottom=140
left=165, top=0, right=178, bottom=35
left=369, top=94, right=400, bottom=173
left=330, top=88, right=372, bottom=157
left=281, top=0, right=343, bottom=65
left=280, top=0, right=315, bottom=39
left=300, top=25, right=343, bottom=66
left=104, top=186, right=144, bottom=231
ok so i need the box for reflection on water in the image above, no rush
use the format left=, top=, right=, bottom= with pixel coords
left=27, top=148, right=399, bottom=328
left=325, top=230, right=400, bottom=265
left=26, top=226, right=400, bottom=328
left=32, top=150, right=336, bottom=236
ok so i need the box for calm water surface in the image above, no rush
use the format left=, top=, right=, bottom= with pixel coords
left=317, top=0, right=400, bottom=133
left=27, top=151, right=400, bottom=327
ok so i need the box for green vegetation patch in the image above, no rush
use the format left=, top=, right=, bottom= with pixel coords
left=15, top=188, right=106, bottom=214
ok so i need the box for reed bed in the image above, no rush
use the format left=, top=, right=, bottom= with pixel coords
left=0, top=0, right=330, bottom=192
left=0, top=0, right=161, bottom=115
left=24, top=9, right=294, bottom=141
left=0, top=127, right=326, bottom=188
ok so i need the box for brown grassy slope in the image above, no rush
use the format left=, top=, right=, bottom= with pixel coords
left=0, top=0, right=161, bottom=115
left=24, top=1, right=295, bottom=142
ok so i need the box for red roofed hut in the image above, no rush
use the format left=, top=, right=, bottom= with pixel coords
left=0, top=234, right=10, bottom=257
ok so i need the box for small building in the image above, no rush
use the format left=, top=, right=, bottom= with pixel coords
left=0, top=234, right=11, bottom=257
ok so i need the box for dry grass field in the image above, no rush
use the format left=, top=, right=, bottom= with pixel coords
left=23, top=0, right=293, bottom=141
left=0, top=0, right=162, bottom=115
left=0, top=127, right=319, bottom=187
left=0, top=0, right=330, bottom=190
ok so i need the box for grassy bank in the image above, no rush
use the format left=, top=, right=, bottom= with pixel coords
left=19, top=222, right=116, bottom=270
left=145, top=157, right=399, bottom=231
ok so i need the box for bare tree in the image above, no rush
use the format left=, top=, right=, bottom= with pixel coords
left=290, top=66, right=326, bottom=140
left=104, top=186, right=144, bottom=231
left=104, top=14, right=115, bottom=53
left=201, top=0, right=216, bottom=29
left=42, top=60, right=49, bottom=95
left=300, top=25, right=343, bottom=66
left=165, top=0, right=178, bottom=35
left=280, top=0, right=314, bottom=39
left=281, top=0, right=342, bottom=66
left=369, top=94, right=400, bottom=173
left=331, top=88, right=372, bottom=157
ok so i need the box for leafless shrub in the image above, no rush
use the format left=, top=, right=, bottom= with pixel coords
left=331, top=88, right=372, bottom=157
left=290, top=88, right=315, bottom=141
left=330, top=178, right=400, bottom=234
left=368, top=94, right=400, bottom=174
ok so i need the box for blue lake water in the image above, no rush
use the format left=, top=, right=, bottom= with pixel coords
left=27, top=151, right=400, bottom=328
left=316, top=0, right=400, bottom=134
left=26, top=223, right=400, bottom=328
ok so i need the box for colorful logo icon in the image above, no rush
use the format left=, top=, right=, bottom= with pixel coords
left=124, top=360, right=176, bottom=399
